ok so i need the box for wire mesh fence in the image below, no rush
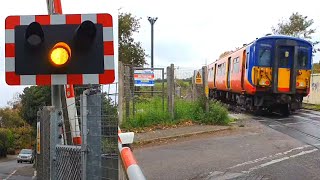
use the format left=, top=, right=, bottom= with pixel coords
left=56, top=145, right=82, bottom=180
left=122, top=64, right=167, bottom=123
left=36, top=84, right=119, bottom=180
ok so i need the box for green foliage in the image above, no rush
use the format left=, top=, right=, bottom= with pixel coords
left=219, top=50, right=234, bottom=58
left=11, top=127, right=33, bottom=150
left=0, top=108, right=25, bottom=128
left=119, top=10, right=148, bottom=66
left=102, top=137, right=118, bottom=155
left=122, top=97, right=170, bottom=129
left=199, top=100, right=231, bottom=125
left=312, top=63, right=320, bottom=73
left=272, top=12, right=319, bottom=53
left=121, top=97, right=231, bottom=131
left=0, top=128, right=10, bottom=157
left=0, top=106, right=33, bottom=153
left=19, top=86, right=51, bottom=127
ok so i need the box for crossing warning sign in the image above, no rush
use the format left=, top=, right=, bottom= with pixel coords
left=195, top=70, right=202, bottom=84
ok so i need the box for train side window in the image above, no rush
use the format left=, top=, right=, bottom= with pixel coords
left=246, top=52, right=249, bottom=69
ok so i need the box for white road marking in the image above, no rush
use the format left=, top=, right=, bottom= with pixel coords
left=242, top=148, right=318, bottom=173
left=228, top=145, right=311, bottom=169
left=32, top=171, right=37, bottom=179
left=4, top=169, right=17, bottom=180
left=297, top=112, right=320, bottom=118
left=269, top=124, right=283, bottom=127
left=285, top=122, right=306, bottom=125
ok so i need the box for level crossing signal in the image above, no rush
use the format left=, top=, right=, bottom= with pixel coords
left=5, top=13, right=115, bottom=85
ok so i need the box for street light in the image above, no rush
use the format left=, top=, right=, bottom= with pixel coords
left=148, top=17, right=157, bottom=96
left=147, top=17, right=157, bottom=69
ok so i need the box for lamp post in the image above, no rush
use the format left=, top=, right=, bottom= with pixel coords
left=148, top=17, right=157, bottom=68
left=148, top=17, right=157, bottom=96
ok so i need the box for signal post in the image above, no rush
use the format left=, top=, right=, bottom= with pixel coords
left=5, top=2, right=115, bottom=178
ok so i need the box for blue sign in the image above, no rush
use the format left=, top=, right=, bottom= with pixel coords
left=134, top=70, right=155, bottom=86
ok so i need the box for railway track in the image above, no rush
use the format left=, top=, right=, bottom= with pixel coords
left=252, top=109, right=320, bottom=149
left=214, top=99, right=320, bottom=148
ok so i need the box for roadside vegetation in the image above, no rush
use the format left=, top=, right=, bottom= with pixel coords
left=121, top=96, right=232, bottom=132
left=0, top=107, right=34, bottom=158
left=302, top=103, right=320, bottom=111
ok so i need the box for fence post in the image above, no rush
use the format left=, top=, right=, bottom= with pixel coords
left=192, top=71, right=195, bottom=101
left=202, top=66, right=209, bottom=112
left=167, top=66, right=171, bottom=119
left=167, top=64, right=175, bottom=119
left=118, top=61, right=124, bottom=125
left=171, top=64, right=175, bottom=119
left=50, top=85, right=64, bottom=180
left=36, top=106, right=53, bottom=180
left=124, top=66, right=131, bottom=120
left=81, top=89, right=102, bottom=180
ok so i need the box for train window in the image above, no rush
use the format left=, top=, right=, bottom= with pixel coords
left=246, top=52, right=249, bottom=69
left=258, top=44, right=272, bottom=66
left=232, top=57, right=240, bottom=73
left=232, top=57, right=238, bottom=73
left=217, top=64, right=221, bottom=75
left=298, top=47, right=309, bottom=69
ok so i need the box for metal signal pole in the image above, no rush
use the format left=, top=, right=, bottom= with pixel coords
left=148, top=17, right=158, bottom=96
left=47, top=1, right=64, bottom=179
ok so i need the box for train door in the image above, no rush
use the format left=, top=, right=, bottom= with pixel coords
left=227, top=57, right=231, bottom=89
left=277, top=46, right=294, bottom=93
left=241, top=50, right=246, bottom=90
left=214, top=64, right=217, bottom=88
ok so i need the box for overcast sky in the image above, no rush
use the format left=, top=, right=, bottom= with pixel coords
left=0, top=0, right=319, bottom=107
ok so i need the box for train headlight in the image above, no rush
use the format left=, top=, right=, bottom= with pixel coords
left=259, top=78, right=270, bottom=86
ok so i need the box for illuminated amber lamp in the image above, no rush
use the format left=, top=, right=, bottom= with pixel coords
left=50, top=42, right=71, bottom=66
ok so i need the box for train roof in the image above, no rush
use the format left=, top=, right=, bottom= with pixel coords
left=256, top=34, right=313, bottom=46
left=209, top=34, right=313, bottom=65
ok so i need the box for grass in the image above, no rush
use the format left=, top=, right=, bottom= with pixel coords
left=121, top=97, right=232, bottom=132
left=302, top=103, right=320, bottom=111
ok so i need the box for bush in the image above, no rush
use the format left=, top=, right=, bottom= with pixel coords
left=121, top=96, right=231, bottom=131
left=0, top=128, right=10, bottom=158
left=201, top=100, right=231, bottom=125
left=122, top=97, right=171, bottom=129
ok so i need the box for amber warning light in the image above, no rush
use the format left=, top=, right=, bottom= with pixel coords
left=50, top=42, right=71, bottom=66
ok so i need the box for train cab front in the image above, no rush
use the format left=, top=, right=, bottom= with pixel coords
left=252, top=35, right=312, bottom=114
left=272, top=37, right=312, bottom=111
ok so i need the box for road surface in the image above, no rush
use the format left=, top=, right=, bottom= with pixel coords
left=0, top=156, right=35, bottom=180
left=134, top=109, right=320, bottom=180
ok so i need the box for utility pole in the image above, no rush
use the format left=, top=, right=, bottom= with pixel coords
left=148, top=17, right=158, bottom=96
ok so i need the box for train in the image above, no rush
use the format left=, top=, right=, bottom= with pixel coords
left=207, top=34, right=313, bottom=116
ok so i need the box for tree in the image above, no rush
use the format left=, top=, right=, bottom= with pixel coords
left=19, top=86, right=51, bottom=127
left=219, top=51, right=233, bottom=58
left=118, top=10, right=148, bottom=66
left=312, top=63, right=320, bottom=73
left=272, top=12, right=320, bottom=53
left=0, top=108, right=26, bottom=128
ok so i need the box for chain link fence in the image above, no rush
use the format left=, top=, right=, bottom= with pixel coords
left=122, top=64, right=167, bottom=122
left=56, top=145, right=82, bottom=180
left=36, top=84, right=119, bottom=180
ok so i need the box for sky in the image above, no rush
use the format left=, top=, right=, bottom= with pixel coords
left=0, top=0, right=320, bottom=107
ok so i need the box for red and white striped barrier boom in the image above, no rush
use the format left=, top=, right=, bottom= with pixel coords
left=65, top=85, right=81, bottom=145
left=118, top=127, right=146, bottom=180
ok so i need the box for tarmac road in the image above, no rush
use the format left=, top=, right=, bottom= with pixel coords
left=0, top=156, right=35, bottom=180
left=134, top=109, right=320, bottom=180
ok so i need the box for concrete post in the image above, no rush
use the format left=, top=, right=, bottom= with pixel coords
left=81, top=89, right=102, bottom=180
left=202, top=66, right=209, bottom=112
left=118, top=61, right=124, bottom=125
left=124, top=66, right=131, bottom=119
